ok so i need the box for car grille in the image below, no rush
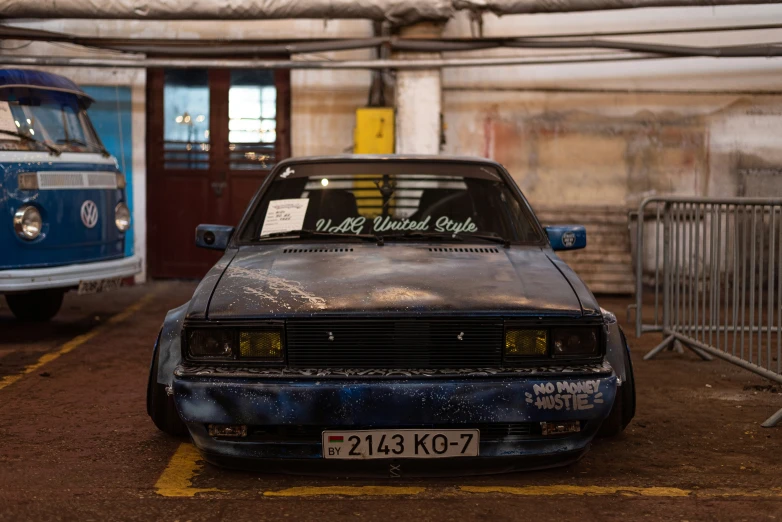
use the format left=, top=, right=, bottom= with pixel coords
left=236, top=423, right=540, bottom=443
left=285, top=319, right=504, bottom=369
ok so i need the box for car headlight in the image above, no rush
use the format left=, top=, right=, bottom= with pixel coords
left=551, top=327, right=600, bottom=357
left=115, top=202, right=131, bottom=232
left=187, top=328, right=235, bottom=359
left=186, top=327, right=284, bottom=363
left=504, top=326, right=601, bottom=360
left=13, top=205, right=42, bottom=240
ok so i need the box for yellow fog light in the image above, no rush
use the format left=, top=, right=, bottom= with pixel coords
left=505, top=329, right=547, bottom=357
left=541, top=421, right=581, bottom=436
left=208, top=424, right=247, bottom=438
left=239, top=330, right=283, bottom=361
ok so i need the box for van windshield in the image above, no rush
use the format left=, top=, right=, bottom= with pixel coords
left=239, top=161, right=544, bottom=244
left=0, top=89, right=104, bottom=154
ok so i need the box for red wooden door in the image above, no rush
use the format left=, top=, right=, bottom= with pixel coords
left=147, top=68, right=290, bottom=279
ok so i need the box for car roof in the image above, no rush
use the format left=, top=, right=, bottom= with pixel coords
left=276, top=154, right=505, bottom=169
left=0, top=68, right=93, bottom=105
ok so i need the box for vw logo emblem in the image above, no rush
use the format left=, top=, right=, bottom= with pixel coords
left=80, top=200, right=99, bottom=229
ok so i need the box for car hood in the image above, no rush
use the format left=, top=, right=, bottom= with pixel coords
left=199, top=243, right=598, bottom=319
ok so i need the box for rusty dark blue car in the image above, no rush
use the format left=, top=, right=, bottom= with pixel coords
left=147, top=155, right=635, bottom=475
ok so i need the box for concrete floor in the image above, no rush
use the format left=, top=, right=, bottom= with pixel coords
left=0, top=281, right=780, bottom=521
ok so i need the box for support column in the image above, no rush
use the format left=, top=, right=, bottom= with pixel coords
left=394, top=23, right=443, bottom=155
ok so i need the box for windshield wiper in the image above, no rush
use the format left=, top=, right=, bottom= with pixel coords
left=57, top=137, right=111, bottom=157
left=258, top=229, right=384, bottom=244
left=0, top=130, right=61, bottom=155
left=384, top=231, right=464, bottom=242
left=458, top=232, right=511, bottom=248
left=386, top=230, right=510, bottom=247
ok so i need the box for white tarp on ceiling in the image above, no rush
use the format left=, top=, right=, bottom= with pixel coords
left=1, top=0, right=780, bottom=25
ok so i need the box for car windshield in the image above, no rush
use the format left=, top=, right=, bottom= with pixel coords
left=0, top=88, right=104, bottom=154
left=240, top=161, right=543, bottom=244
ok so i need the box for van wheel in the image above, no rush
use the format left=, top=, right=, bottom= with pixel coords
left=147, top=344, right=189, bottom=438
left=5, top=289, right=64, bottom=321
left=598, top=329, right=636, bottom=437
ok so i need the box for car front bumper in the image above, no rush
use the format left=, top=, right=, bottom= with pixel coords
left=173, top=363, right=617, bottom=472
left=0, top=255, right=141, bottom=292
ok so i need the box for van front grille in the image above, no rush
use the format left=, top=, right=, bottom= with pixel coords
left=36, top=171, right=117, bottom=190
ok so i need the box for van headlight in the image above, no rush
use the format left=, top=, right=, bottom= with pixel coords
left=114, top=202, right=131, bottom=232
left=13, top=205, right=42, bottom=240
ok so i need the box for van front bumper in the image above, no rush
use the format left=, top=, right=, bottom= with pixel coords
left=0, top=255, right=141, bottom=292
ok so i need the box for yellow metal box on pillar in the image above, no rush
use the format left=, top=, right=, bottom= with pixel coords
left=354, top=107, right=395, bottom=154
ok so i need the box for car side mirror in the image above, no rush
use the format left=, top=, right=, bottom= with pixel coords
left=545, top=225, right=586, bottom=251
left=195, top=224, right=234, bottom=250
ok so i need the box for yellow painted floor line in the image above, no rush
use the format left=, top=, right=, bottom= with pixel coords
left=150, top=444, right=782, bottom=500
left=709, top=489, right=782, bottom=498
left=263, top=486, right=427, bottom=497
left=155, top=443, right=221, bottom=498
left=0, top=292, right=155, bottom=392
left=460, top=485, right=692, bottom=497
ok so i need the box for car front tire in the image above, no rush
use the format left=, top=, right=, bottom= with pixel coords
left=5, top=289, right=64, bottom=321
left=147, top=343, right=189, bottom=438
left=598, top=329, right=636, bottom=437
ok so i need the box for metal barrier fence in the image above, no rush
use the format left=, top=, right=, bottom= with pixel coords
left=631, top=196, right=782, bottom=427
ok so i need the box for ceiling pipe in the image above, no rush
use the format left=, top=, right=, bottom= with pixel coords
left=3, top=32, right=782, bottom=58
left=0, top=52, right=669, bottom=69
left=1, top=0, right=781, bottom=25
left=455, top=0, right=782, bottom=17
left=5, top=21, right=782, bottom=45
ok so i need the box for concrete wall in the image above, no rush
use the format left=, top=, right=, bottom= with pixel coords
left=441, top=88, right=782, bottom=292
left=444, top=92, right=782, bottom=209
left=434, top=5, right=782, bottom=291
left=439, top=5, right=782, bottom=208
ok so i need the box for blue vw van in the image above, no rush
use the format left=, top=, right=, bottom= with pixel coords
left=0, top=69, right=140, bottom=321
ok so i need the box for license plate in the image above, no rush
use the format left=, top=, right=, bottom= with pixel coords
left=322, top=429, right=479, bottom=459
left=77, top=277, right=123, bottom=295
